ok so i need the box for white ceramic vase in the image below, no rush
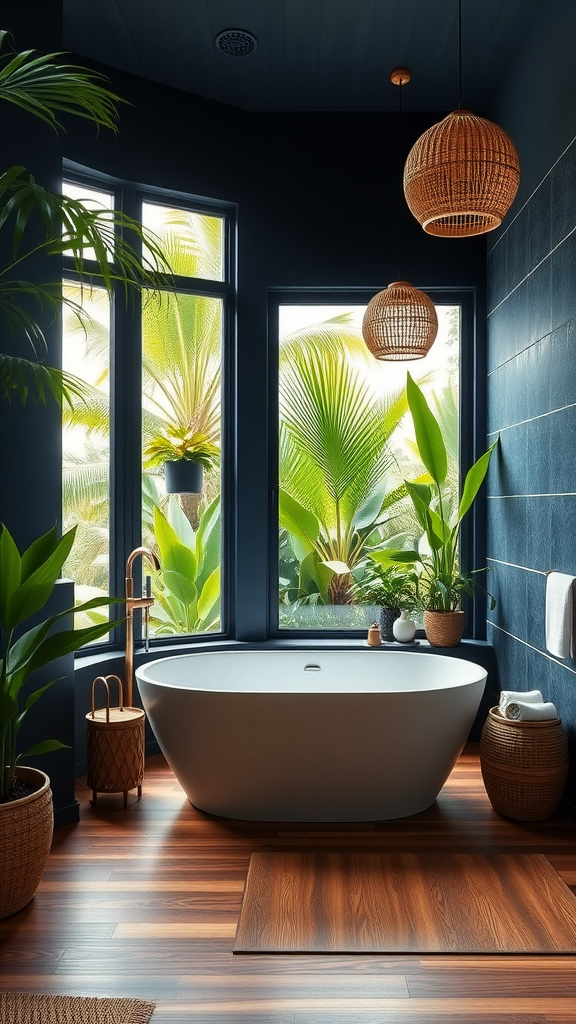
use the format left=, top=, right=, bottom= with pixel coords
left=393, top=609, right=416, bottom=643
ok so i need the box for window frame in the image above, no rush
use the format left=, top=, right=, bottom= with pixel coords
left=62, top=162, right=237, bottom=651
left=267, top=286, right=485, bottom=640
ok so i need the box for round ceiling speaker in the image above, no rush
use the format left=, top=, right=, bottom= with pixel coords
left=215, top=29, right=258, bottom=57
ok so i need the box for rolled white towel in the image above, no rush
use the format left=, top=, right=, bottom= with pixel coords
left=499, top=689, right=543, bottom=711
left=503, top=700, right=558, bottom=722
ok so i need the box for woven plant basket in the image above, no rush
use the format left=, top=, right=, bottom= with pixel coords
left=403, top=110, right=520, bottom=237
left=424, top=609, right=465, bottom=647
left=86, top=675, right=145, bottom=808
left=480, top=707, right=569, bottom=821
left=0, top=766, right=53, bottom=919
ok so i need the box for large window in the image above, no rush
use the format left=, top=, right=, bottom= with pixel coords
left=62, top=176, right=232, bottom=644
left=276, top=301, right=460, bottom=631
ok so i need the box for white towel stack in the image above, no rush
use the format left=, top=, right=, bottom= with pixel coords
left=545, top=572, right=576, bottom=659
left=498, top=689, right=558, bottom=722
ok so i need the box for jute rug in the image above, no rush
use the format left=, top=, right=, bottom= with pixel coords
left=234, top=851, right=576, bottom=954
left=0, top=993, right=155, bottom=1024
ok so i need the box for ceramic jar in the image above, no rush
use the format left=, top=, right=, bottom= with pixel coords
left=393, top=610, right=416, bottom=643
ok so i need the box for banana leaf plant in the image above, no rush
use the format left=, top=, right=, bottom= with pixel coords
left=0, top=30, right=172, bottom=405
left=149, top=496, right=221, bottom=635
left=279, top=318, right=409, bottom=606
left=0, top=522, right=119, bottom=802
left=371, top=372, right=498, bottom=612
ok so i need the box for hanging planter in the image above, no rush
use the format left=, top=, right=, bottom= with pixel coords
left=164, top=460, right=203, bottom=495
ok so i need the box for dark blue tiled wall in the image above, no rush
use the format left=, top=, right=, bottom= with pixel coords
left=486, top=136, right=576, bottom=801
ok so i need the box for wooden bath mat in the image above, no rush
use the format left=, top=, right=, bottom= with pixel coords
left=233, top=851, right=576, bottom=954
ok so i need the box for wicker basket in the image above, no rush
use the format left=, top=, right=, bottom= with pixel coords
left=424, top=609, right=465, bottom=647
left=0, top=766, right=53, bottom=919
left=480, top=706, right=569, bottom=821
left=86, top=675, right=145, bottom=808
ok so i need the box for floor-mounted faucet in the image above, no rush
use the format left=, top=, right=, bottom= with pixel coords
left=125, top=546, right=160, bottom=707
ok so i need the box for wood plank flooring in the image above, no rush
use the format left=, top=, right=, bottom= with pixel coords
left=1, top=746, right=576, bottom=1022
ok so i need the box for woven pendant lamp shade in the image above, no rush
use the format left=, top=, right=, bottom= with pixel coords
left=403, top=109, right=520, bottom=237
left=362, top=281, right=438, bottom=361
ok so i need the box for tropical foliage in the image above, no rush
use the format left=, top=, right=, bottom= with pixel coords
left=278, top=315, right=410, bottom=612
left=0, top=30, right=172, bottom=406
left=0, top=523, right=116, bottom=802
left=147, top=496, right=221, bottom=635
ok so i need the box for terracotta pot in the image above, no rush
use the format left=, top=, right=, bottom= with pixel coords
left=424, top=609, right=465, bottom=647
left=0, top=767, right=53, bottom=919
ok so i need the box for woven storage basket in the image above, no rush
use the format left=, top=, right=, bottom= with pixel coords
left=424, top=609, right=465, bottom=647
left=0, top=766, right=53, bottom=919
left=480, top=706, right=568, bottom=821
left=86, top=674, right=145, bottom=808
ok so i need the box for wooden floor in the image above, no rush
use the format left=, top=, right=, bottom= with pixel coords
left=1, top=747, right=576, bottom=1023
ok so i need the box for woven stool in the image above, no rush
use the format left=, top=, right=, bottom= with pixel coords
left=480, top=706, right=568, bottom=821
left=86, top=675, right=145, bottom=809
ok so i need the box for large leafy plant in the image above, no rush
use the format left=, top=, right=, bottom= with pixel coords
left=0, top=523, right=116, bottom=802
left=0, top=29, right=171, bottom=405
left=374, top=372, right=498, bottom=612
left=149, top=496, right=221, bottom=635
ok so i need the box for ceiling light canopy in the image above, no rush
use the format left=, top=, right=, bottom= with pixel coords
left=362, top=281, right=438, bottom=361
left=403, top=109, right=520, bottom=237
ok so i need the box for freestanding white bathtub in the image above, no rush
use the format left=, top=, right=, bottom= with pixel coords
left=136, top=648, right=487, bottom=822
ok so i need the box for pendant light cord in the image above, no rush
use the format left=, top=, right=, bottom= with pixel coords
left=398, top=75, right=403, bottom=280
left=458, top=0, right=462, bottom=109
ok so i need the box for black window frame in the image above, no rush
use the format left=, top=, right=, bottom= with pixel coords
left=267, top=286, right=486, bottom=640
left=62, top=161, right=237, bottom=652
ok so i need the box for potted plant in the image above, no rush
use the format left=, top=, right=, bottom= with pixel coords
left=373, top=373, right=498, bottom=647
left=144, top=427, right=220, bottom=494
left=0, top=522, right=115, bottom=918
left=353, top=562, right=417, bottom=641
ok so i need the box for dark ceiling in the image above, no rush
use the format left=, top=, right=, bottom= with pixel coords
left=63, top=0, right=549, bottom=114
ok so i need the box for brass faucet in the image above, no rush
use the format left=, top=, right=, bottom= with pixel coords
left=125, top=546, right=160, bottom=706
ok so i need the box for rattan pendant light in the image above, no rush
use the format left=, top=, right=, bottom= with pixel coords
left=403, top=0, right=520, bottom=237
left=362, top=69, right=438, bottom=361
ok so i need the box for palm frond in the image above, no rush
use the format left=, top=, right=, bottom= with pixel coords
left=0, top=31, right=123, bottom=133
left=0, top=352, right=91, bottom=406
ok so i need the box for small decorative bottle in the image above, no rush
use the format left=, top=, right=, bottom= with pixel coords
left=393, top=609, right=416, bottom=644
left=367, top=622, right=381, bottom=647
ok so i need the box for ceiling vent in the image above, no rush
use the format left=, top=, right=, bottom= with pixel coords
left=215, top=30, right=258, bottom=57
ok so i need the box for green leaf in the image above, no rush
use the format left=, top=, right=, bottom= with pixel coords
left=197, top=568, right=220, bottom=622
left=322, top=559, right=351, bottom=574
left=18, top=739, right=68, bottom=759
left=279, top=489, right=319, bottom=560
left=162, top=570, right=197, bottom=607
left=153, top=506, right=197, bottom=580
left=5, top=527, right=76, bottom=631
left=352, top=476, right=388, bottom=530
left=369, top=549, right=419, bottom=567
left=406, top=372, right=447, bottom=485
left=0, top=523, right=22, bottom=624
left=458, top=438, right=499, bottom=521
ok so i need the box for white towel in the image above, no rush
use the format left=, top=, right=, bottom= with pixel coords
left=503, top=700, right=558, bottom=722
left=499, top=689, right=543, bottom=711
left=545, top=572, right=576, bottom=659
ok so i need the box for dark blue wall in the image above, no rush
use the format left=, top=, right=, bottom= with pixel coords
left=486, top=47, right=576, bottom=802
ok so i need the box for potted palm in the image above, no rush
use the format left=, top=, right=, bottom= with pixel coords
left=144, top=427, right=220, bottom=494
left=0, top=522, right=115, bottom=918
left=373, top=373, right=497, bottom=647
left=353, top=562, right=417, bottom=641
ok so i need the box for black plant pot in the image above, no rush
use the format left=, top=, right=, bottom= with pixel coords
left=379, top=607, right=400, bottom=643
left=164, top=460, right=203, bottom=494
